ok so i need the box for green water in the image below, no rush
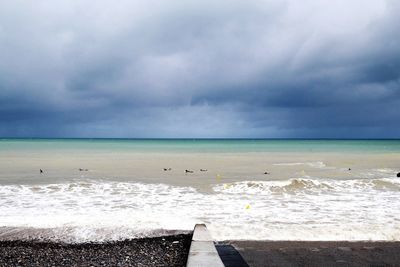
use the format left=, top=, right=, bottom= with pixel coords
left=0, top=138, right=399, bottom=153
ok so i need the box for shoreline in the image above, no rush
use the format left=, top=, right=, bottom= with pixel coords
left=2, top=236, right=400, bottom=266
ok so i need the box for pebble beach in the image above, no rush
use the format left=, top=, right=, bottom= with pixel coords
left=0, top=234, right=192, bottom=267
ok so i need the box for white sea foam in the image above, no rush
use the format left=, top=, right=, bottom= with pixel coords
left=1, top=178, right=400, bottom=242
left=273, top=161, right=327, bottom=168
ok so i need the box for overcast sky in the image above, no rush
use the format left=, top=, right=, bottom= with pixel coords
left=0, top=0, right=399, bottom=138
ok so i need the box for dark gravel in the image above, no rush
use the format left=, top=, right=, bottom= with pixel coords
left=229, top=240, right=400, bottom=267
left=0, top=234, right=192, bottom=267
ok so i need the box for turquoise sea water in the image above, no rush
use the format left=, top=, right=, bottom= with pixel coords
left=1, top=138, right=400, bottom=153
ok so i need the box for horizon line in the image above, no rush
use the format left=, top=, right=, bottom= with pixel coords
left=1, top=137, right=400, bottom=141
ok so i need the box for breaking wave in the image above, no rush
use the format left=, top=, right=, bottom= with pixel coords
left=213, top=177, right=400, bottom=195
left=1, top=177, right=400, bottom=242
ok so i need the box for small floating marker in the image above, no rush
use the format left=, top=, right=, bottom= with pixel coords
left=223, top=183, right=231, bottom=189
left=216, top=174, right=222, bottom=180
left=245, top=204, right=251, bottom=209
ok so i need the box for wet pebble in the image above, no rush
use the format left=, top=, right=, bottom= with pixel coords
left=0, top=234, right=192, bottom=266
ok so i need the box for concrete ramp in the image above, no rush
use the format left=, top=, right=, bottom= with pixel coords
left=186, top=224, right=224, bottom=267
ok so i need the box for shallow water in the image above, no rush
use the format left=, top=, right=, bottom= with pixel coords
left=0, top=139, right=399, bottom=242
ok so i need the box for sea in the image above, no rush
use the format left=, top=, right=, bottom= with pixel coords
left=0, top=139, right=399, bottom=243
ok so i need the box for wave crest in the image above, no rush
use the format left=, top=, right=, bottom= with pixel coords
left=213, top=177, right=400, bottom=195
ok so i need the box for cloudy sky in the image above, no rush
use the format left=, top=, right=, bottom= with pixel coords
left=0, top=0, right=399, bottom=138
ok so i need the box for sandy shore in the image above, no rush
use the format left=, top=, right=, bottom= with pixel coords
left=0, top=234, right=192, bottom=267
left=226, top=240, right=400, bottom=267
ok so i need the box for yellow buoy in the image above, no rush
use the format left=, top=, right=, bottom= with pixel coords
left=216, top=174, right=222, bottom=180
left=245, top=204, right=251, bottom=209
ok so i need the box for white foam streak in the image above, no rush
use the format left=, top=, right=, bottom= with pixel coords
left=273, top=161, right=327, bottom=168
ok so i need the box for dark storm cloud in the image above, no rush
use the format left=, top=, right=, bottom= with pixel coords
left=0, top=0, right=399, bottom=137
